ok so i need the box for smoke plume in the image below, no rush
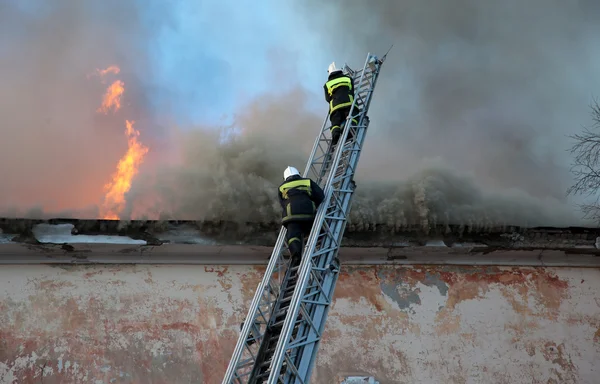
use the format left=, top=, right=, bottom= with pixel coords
left=1, top=0, right=598, bottom=228
left=123, top=90, right=582, bottom=229
left=286, top=0, right=600, bottom=226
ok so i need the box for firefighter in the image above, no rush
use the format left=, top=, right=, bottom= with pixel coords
left=278, top=166, right=325, bottom=261
left=323, top=62, right=360, bottom=146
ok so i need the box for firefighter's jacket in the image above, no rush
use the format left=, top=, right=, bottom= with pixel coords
left=278, top=175, right=325, bottom=224
left=323, top=70, right=355, bottom=113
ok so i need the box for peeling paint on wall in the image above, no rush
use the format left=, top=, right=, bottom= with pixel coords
left=1, top=264, right=599, bottom=384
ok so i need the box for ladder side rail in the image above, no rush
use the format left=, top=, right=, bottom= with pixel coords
left=297, top=271, right=341, bottom=383
left=300, top=61, right=381, bottom=316
left=294, top=121, right=371, bottom=383
left=288, top=55, right=387, bottom=383
left=225, top=50, right=389, bottom=384
left=248, top=260, right=302, bottom=382
left=309, top=158, right=356, bottom=274
left=288, top=145, right=363, bottom=382
left=294, top=219, right=350, bottom=383
left=306, top=56, right=382, bottom=277
left=228, top=179, right=352, bottom=380
left=264, top=53, right=375, bottom=383
left=278, top=54, right=375, bottom=376
left=225, top=83, right=338, bottom=383
left=304, top=53, right=375, bottom=272
left=280, top=160, right=357, bottom=384
left=266, top=65, right=369, bottom=379
left=222, top=228, right=288, bottom=383
left=285, top=201, right=348, bottom=339
left=245, top=111, right=338, bottom=382
left=298, top=239, right=352, bottom=384
left=277, top=186, right=340, bottom=381
left=289, top=222, right=348, bottom=381
left=339, top=67, right=383, bottom=183
left=263, top=136, right=346, bottom=383
left=296, top=117, right=371, bottom=330
left=236, top=67, right=358, bottom=384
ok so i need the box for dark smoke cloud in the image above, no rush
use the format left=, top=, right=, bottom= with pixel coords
left=1, top=0, right=596, bottom=228
left=124, top=87, right=583, bottom=229
left=279, top=0, right=600, bottom=226
left=293, top=1, right=600, bottom=195
left=121, top=0, right=596, bottom=228
left=122, top=88, right=319, bottom=222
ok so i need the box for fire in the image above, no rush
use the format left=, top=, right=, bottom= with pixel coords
left=97, top=65, right=120, bottom=77
left=97, top=80, right=125, bottom=114
left=93, top=65, right=149, bottom=220
left=87, top=65, right=120, bottom=82
left=101, top=120, right=149, bottom=219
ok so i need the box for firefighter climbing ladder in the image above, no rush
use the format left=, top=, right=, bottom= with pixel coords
left=222, top=51, right=388, bottom=384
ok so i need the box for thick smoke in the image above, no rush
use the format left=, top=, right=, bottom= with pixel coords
left=287, top=0, right=600, bottom=226
left=123, top=88, right=582, bottom=229
left=123, top=88, right=319, bottom=223
left=1, top=1, right=596, bottom=228
left=124, top=0, right=598, bottom=228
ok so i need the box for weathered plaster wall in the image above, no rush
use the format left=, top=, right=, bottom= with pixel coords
left=1, top=264, right=599, bottom=384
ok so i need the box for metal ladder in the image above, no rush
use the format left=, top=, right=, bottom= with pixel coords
left=222, top=51, right=388, bottom=384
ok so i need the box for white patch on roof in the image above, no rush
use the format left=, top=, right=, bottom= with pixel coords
left=0, top=234, right=14, bottom=244
left=32, top=224, right=146, bottom=245
left=425, top=240, right=447, bottom=247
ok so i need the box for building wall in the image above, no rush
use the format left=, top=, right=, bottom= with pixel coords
left=1, top=264, right=599, bottom=384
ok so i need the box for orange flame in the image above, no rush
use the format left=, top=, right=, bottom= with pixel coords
left=87, top=65, right=121, bottom=82
left=101, top=120, right=149, bottom=219
left=97, top=80, right=124, bottom=114
left=91, top=64, right=149, bottom=220
left=97, top=65, right=120, bottom=77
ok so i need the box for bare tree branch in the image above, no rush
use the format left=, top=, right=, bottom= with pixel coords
left=578, top=203, right=600, bottom=222
left=567, top=97, right=600, bottom=197
left=566, top=97, right=600, bottom=223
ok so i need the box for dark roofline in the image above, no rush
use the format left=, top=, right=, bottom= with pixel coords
left=0, top=217, right=599, bottom=249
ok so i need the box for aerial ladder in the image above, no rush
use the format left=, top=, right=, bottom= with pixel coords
left=222, top=51, right=388, bottom=384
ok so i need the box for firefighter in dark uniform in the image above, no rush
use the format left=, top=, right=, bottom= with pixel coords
left=323, top=62, right=360, bottom=146
left=278, top=166, right=326, bottom=261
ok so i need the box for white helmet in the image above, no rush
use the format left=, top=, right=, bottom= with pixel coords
left=328, top=62, right=337, bottom=75
left=283, top=166, right=300, bottom=180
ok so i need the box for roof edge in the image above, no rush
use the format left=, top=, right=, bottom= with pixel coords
left=0, top=217, right=599, bottom=248
left=0, top=243, right=599, bottom=267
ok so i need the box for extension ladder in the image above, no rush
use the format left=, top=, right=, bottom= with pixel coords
left=222, top=51, right=388, bottom=384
